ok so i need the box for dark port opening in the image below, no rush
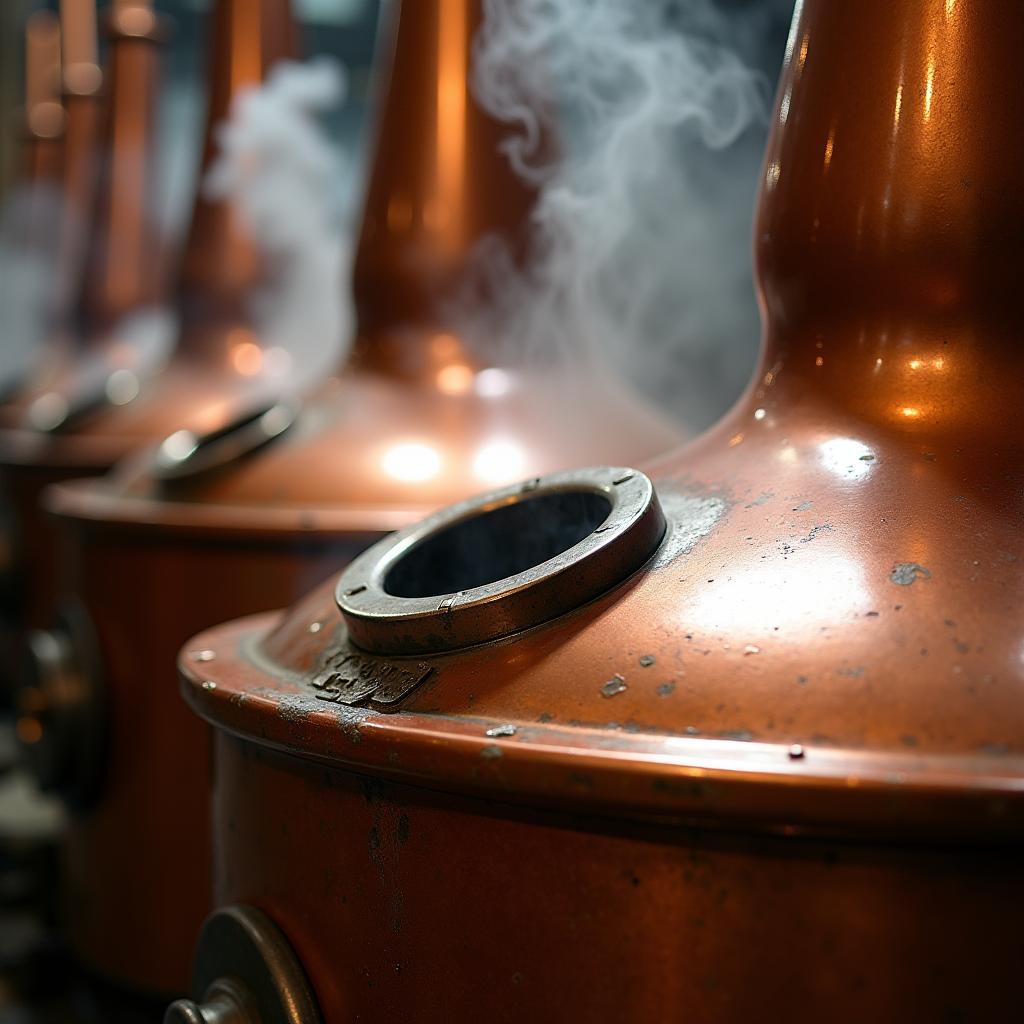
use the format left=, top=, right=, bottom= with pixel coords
left=383, top=490, right=612, bottom=598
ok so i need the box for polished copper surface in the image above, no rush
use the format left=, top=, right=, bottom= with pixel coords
left=180, top=2, right=1024, bottom=1019
left=37, top=0, right=681, bottom=999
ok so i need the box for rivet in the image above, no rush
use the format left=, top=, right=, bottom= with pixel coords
left=788, top=744, right=805, bottom=759
left=191, top=650, right=216, bottom=663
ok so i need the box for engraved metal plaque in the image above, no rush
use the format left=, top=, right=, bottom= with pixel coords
left=310, top=649, right=433, bottom=709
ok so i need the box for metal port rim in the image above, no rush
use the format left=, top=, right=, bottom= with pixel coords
left=334, top=466, right=666, bottom=656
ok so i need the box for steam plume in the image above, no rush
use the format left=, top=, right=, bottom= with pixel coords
left=203, top=56, right=354, bottom=389
left=463, top=0, right=777, bottom=428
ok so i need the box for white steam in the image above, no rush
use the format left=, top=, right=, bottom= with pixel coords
left=462, top=0, right=774, bottom=428
left=203, top=57, right=354, bottom=390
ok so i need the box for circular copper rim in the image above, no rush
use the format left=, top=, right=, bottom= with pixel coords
left=335, top=467, right=666, bottom=656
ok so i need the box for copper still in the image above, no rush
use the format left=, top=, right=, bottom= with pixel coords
left=0, top=0, right=301, bottom=672
left=26, top=0, right=681, bottom=1000
left=177, top=1, right=1024, bottom=1021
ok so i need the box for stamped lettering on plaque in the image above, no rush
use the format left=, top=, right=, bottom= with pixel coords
left=311, top=650, right=433, bottom=709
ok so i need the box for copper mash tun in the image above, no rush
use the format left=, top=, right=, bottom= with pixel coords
left=20, top=0, right=683, bottom=1001
left=177, top=1, right=1024, bottom=1021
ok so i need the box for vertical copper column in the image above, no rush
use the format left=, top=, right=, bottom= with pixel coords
left=351, top=0, right=536, bottom=377
left=753, top=0, right=1024, bottom=447
left=74, top=2, right=165, bottom=341
left=53, top=0, right=103, bottom=321
left=174, top=0, right=298, bottom=365
left=18, top=12, right=64, bottom=237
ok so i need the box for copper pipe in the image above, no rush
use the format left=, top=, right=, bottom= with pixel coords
left=53, top=0, right=104, bottom=322
left=24, top=11, right=63, bottom=140
left=16, top=13, right=64, bottom=243
left=175, top=0, right=298, bottom=360
left=73, top=4, right=164, bottom=339
left=176, top=2, right=1024, bottom=1020
left=350, top=0, right=537, bottom=376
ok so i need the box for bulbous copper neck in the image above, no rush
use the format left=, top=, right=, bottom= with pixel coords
left=174, top=0, right=298, bottom=359
left=757, top=3, right=1024, bottom=444
left=350, top=0, right=537, bottom=377
left=754, top=0, right=1024, bottom=440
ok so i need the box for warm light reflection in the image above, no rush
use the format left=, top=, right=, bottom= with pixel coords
left=728, top=433, right=744, bottom=447
left=908, top=356, right=946, bottom=372
left=815, top=356, right=824, bottom=367
left=893, top=82, right=904, bottom=129
left=684, top=555, right=869, bottom=638
left=900, top=406, right=921, bottom=419
left=382, top=442, right=442, bottom=482
left=753, top=408, right=766, bottom=422
left=765, top=160, right=781, bottom=190
left=945, top=0, right=956, bottom=18
left=231, top=341, right=263, bottom=376
left=474, top=367, right=513, bottom=398
left=924, top=62, right=935, bottom=122
left=473, top=439, right=524, bottom=484
left=435, top=0, right=467, bottom=246
left=818, top=437, right=875, bottom=480
left=437, top=364, right=474, bottom=395
left=823, top=129, right=835, bottom=171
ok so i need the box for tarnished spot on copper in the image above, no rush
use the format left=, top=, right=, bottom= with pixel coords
left=311, top=647, right=433, bottom=708
left=890, top=562, right=932, bottom=586
left=485, top=723, right=517, bottom=738
left=799, top=524, right=833, bottom=544
left=601, top=674, right=628, bottom=698
left=649, top=488, right=728, bottom=569
left=480, top=745, right=503, bottom=759
left=639, top=655, right=656, bottom=667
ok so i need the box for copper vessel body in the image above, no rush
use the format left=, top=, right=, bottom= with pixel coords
left=41, top=0, right=681, bottom=998
left=180, top=1, right=1024, bottom=1019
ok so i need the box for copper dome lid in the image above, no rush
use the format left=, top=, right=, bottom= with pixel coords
left=51, top=0, right=682, bottom=535
left=181, top=0, right=1024, bottom=841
